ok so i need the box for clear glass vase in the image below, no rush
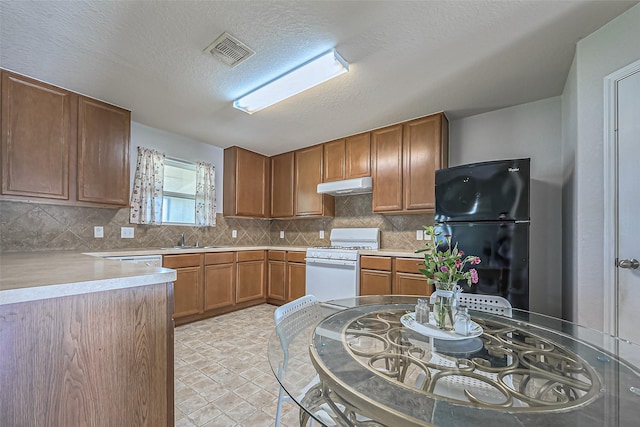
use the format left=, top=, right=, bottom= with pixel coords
left=430, top=283, right=459, bottom=330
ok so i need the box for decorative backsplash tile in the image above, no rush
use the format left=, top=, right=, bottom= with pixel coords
left=0, top=195, right=434, bottom=252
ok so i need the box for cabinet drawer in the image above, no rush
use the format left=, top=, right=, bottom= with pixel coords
left=287, top=251, right=306, bottom=263
left=268, top=250, right=286, bottom=261
left=237, top=250, right=266, bottom=262
left=163, top=254, right=202, bottom=268
left=360, top=256, right=392, bottom=271
left=395, top=258, right=424, bottom=274
left=205, top=252, right=235, bottom=265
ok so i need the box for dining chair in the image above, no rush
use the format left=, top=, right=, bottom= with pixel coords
left=273, top=295, right=323, bottom=427
left=415, top=294, right=514, bottom=400
left=457, top=293, right=512, bottom=317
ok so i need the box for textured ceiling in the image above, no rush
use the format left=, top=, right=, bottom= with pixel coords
left=0, top=1, right=636, bottom=156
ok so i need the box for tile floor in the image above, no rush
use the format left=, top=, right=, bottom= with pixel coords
left=174, top=304, right=302, bottom=427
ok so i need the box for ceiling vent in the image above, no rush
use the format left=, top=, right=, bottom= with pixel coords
left=204, top=32, right=255, bottom=67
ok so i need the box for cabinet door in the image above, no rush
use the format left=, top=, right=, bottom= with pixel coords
left=323, top=139, right=346, bottom=182
left=204, top=263, right=235, bottom=310
left=371, top=124, right=403, bottom=212
left=270, top=152, right=294, bottom=218
left=224, top=146, right=270, bottom=218
left=1, top=71, right=74, bottom=199
left=345, top=132, right=371, bottom=179
left=393, top=272, right=432, bottom=296
left=268, top=260, right=286, bottom=302
left=403, top=114, right=447, bottom=211
left=173, top=266, right=202, bottom=318
left=287, top=262, right=306, bottom=302
left=295, top=145, right=328, bottom=216
left=236, top=260, right=266, bottom=303
left=77, top=96, right=130, bottom=206
left=360, top=269, right=392, bottom=296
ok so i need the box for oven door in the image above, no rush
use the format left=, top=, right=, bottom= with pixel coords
left=305, top=258, right=359, bottom=302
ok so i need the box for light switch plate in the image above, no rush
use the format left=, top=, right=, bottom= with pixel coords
left=416, top=230, right=423, bottom=241
left=232, top=230, right=237, bottom=238
left=319, top=230, right=325, bottom=239
left=120, top=227, right=134, bottom=239
left=424, top=230, right=432, bottom=241
left=280, top=230, right=285, bottom=239
left=94, top=226, right=104, bottom=238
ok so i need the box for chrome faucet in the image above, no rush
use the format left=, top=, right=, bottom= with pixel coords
left=179, top=232, right=185, bottom=247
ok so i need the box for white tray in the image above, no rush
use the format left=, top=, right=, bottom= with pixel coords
left=400, top=312, right=483, bottom=341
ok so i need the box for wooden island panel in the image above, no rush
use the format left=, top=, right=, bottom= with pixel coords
left=0, top=282, right=174, bottom=426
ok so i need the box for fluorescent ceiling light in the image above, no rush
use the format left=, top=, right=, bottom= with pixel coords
left=233, top=49, right=349, bottom=114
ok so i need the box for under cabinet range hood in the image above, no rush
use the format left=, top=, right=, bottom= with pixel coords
left=317, top=177, right=373, bottom=196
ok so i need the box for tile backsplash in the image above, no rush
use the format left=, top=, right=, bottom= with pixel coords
left=0, top=194, right=434, bottom=252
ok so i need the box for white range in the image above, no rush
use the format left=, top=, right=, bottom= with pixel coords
left=305, top=228, right=380, bottom=302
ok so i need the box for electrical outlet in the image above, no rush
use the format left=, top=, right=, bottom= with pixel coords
left=416, top=230, right=423, bottom=241
left=280, top=230, right=285, bottom=239
left=232, top=230, right=237, bottom=238
left=94, top=226, right=104, bottom=238
left=120, top=227, right=134, bottom=239
left=319, top=230, right=325, bottom=239
left=424, top=230, right=432, bottom=241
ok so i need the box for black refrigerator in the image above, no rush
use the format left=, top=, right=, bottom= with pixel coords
left=434, top=158, right=530, bottom=310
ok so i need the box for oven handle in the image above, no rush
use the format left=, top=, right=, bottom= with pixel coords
left=305, top=258, right=357, bottom=268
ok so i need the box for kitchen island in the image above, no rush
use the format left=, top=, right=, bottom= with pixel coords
left=0, top=252, right=177, bottom=427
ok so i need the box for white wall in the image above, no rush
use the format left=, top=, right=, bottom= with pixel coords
left=449, top=97, right=563, bottom=317
left=130, top=121, right=224, bottom=213
left=561, top=3, right=640, bottom=330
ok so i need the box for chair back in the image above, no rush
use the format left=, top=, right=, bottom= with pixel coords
left=274, top=295, right=321, bottom=366
left=457, top=293, right=512, bottom=317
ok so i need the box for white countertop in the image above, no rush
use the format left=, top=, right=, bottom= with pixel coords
left=359, top=249, right=424, bottom=258
left=0, top=246, right=421, bottom=306
left=0, top=251, right=177, bottom=305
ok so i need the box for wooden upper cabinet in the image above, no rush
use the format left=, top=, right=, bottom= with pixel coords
left=1, top=71, right=74, bottom=200
left=371, top=124, right=404, bottom=212
left=323, top=138, right=346, bottom=182
left=77, top=96, right=130, bottom=206
left=371, top=113, right=449, bottom=214
left=270, top=152, right=294, bottom=218
left=224, top=146, right=270, bottom=218
left=403, top=113, right=448, bottom=211
left=323, top=132, right=371, bottom=182
left=345, top=132, right=371, bottom=179
left=295, top=145, right=334, bottom=217
left=1, top=69, right=131, bottom=208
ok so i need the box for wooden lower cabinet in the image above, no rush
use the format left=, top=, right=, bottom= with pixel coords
left=236, top=250, right=266, bottom=303
left=360, top=256, right=392, bottom=295
left=204, top=252, right=235, bottom=311
left=287, top=251, right=306, bottom=302
left=393, top=258, right=433, bottom=296
left=163, top=254, right=203, bottom=319
left=360, top=256, right=432, bottom=297
left=267, top=251, right=287, bottom=303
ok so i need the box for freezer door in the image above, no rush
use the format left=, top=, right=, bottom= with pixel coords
left=435, top=158, right=530, bottom=222
left=435, top=222, right=529, bottom=310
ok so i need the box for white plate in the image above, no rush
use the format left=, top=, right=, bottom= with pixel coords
left=400, top=312, right=483, bottom=341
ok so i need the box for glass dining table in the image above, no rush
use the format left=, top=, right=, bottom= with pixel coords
left=267, top=295, right=640, bottom=427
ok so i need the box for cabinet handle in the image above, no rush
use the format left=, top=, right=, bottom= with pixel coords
left=618, top=258, right=639, bottom=270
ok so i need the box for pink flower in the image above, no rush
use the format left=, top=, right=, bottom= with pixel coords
left=470, top=268, right=479, bottom=284
left=459, top=251, right=465, bottom=256
left=472, top=257, right=481, bottom=265
left=440, top=266, right=449, bottom=273
left=455, top=259, right=462, bottom=269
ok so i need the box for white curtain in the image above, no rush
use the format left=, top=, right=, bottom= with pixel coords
left=195, top=162, right=217, bottom=226
left=129, top=147, right=165, bottom=224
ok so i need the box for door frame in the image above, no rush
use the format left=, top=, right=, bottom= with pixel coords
left=603, top=58, right=640, bottom=337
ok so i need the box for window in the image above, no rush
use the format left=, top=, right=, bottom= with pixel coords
left=162, top=158, right=196, bottom=225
